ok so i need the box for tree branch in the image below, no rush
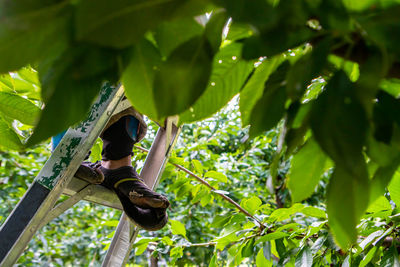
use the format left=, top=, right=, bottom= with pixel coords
left=134, top=145, right=266, bottom=230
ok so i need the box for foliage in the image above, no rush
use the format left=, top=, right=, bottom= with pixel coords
left=2, top=0, right=400, bottom=265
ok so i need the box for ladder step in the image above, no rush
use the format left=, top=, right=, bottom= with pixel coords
left=63, top=177, right=122, bottom=210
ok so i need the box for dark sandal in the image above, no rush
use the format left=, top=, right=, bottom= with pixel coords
left=100, top=166, right=170, bottom=209
left=74, top=162, right=104, bottom=184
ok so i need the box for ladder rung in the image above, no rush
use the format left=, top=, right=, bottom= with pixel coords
left=63, top=177, right=122, bottom=210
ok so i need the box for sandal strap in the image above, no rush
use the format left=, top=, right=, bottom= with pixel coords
left=114, top=177, right=142, bottom=188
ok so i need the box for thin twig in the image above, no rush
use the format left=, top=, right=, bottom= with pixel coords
left=134, top=145, right=266, bottom=229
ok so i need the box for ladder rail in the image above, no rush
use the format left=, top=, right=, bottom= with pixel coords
left=0, top=84, right=125, bottom=266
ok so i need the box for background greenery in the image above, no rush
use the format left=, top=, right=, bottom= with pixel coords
left=2, top=0, right=400, bottom=265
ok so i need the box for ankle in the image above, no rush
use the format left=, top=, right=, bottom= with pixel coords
left=101, top=156, right=132, bottom=170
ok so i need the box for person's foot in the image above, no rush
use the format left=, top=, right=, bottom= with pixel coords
left=74, top=162, right=104, bottom=184
left=99, top=166, right=170, bottom=209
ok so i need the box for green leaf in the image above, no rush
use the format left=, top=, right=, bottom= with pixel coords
left=209, top=253, right=217, bottom=267
left=0, top=1, right=70, bottom=73
left=205, top=10, right=228, bottom=53
left=359, top=246, right=378, bottom=267
left=286, top=38, right=331, bottom=101
left=204, top=170, right=227, bottom=183
left=170, top=246, right=184, bottom=259
left=28, top=47, right=119, bottom=146
left=310, top=71, right=368, bottom=174
left=380, top=79, right=400, bottom=98
left=366, top=196, right=392, bottom=214
left=153, top=36, right=213, bottom=117
left=170, top=220, right=187, bottom=238
left=327, top=165, right=370, bottom=249
left=255, top=232, right=289, bottom=245
left=388, top=170, right=400, bottom=207
left=155, top=17, right=204, bottom=58
left=240, top=55, right=284, bottom=126
left=295, top=247, right=312, bottom=267
left=370, top=157, right=400, bottom=203
left=75, top=0, right=209, bottom=48
left=381, top=246, right=400, bottom=267
left=241, top=196, right=262, bottom=215
left=288, top=138, right=329, bottom=202
left=0, top=92, right=40, bottom=125
left=0, top=116, right=22, bottom=150
left=270, top=203, right=304, bottom=222
left=241, top=238, right=255, bottom=257
left=256, top=247, right=273, bottom=267
left=180, top=42, right=253, bottom=123
left=358, top=230, right=384, bottom=250
left=248, top=62, right=289, bottom=138
left=301, top=207, right=327, bottom=219
left=123, top=39, right=161, bottom=121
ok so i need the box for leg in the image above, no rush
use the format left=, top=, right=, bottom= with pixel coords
left=76, top=109, right=170, bottom=231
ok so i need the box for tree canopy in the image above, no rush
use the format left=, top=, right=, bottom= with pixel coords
left=2, top=0, right=400, bottom=265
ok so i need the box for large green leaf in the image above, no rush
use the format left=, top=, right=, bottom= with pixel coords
left=240, top=56, right=284, bottom=126
left=310, top=71, right=368, bottom=174
left=27, top=46, right=120, bottom=146
left=180, top=43, right=253, bottom=123
left=0, top=0, right=70, bottom=73
left=75, top=0, right=210, bottom=48
left=248, top=62, right=289, bottom=138
left=122, top=40, right=162, bottom=121
left=0, top=116, right=22, bottom=150
left=327, top=164, right=369, bottom=249
left=155, top=17, right=204, bottom=58
left=288, top=138, right=329, bottom=202
left=153, top=36, right=213, bottom=117
left=0, top=92, right=40, bottom=125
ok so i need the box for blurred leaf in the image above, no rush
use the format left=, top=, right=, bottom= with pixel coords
left=359, top=246, right=378, bottom=267
left=0, top=92, right=40, bottom=125
left=241, top=238, right=255, bottom=257
left=0, top=0, right=70, bottom=73
left=204, top=170, right=227, bottom=183
left=359, top=230, right=384, bottom=250
left=286, top=38, right=331, bottom=101
left=388, top=170, right=400, bottom=207
left=241, top=196, right=262, bottom=215
left=180, top=42, right=253, bottom=123
left=240, top=56, right=284, bottom=126
left=28, top=46, right=120, bottom=146
left=170, top=220, right=187, bottom=238
left=301, top=207, right=327, bottom=219
left=209, top=253, right=217, bottom=267
left=248, top=62, right=289, bottom=138
left=366, top=196, right=391, bottom=214
left=270, top=203, right=304, bottom=222
left=0, top=116, right=22, bottom=150
left=288, top=138, right=329, bottom=202
left=311, top=71, right=368, bottom=173
left=75, top=0, right=209, bottom=48
left=256, top=247, right=273, bottom=267
left=205, top=10, right=228, bottom=53
left=295, top=246, right=312, bottom=267
left=381, top=246, right=400, bottom=267
left=153, top=36, right=213, bottom=117
left=327, top=165, right=369, bottom=249
left=256, top=232, right=289, bottom=245
left=155, top=17, right=204, bottom=58
left=123, top=39, right=161, bottom=121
